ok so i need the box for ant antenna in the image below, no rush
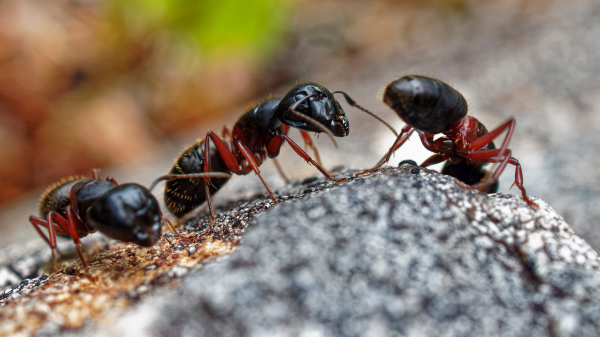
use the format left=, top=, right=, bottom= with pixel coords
left=287, top=95, right=339, bottom=148
left=148, top=172, right=231, bottom=193
left=333, top=91, right=398, bottom=137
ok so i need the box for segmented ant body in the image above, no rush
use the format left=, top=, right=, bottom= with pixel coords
left=29, top=169, right=230, bottom=272
left=164, top=83, right=397, bottom=219
left=363, top=75, right=535, bottom=207
left=164, top=83, right=349, bottom=219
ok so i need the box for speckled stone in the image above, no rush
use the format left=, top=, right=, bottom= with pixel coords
left=85, top=166, right=600, bottom=337
left=4, top=166, right=600, bottom=336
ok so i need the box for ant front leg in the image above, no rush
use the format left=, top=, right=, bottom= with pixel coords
left=236, top=141, right=278, bottom=202
left=356, top=125, right=414, bottom=176
left=203, top=131, right=278, bottom=218
left=29, top=214, right=64, bottom=273
left=420, top=153, right=451, bottom=168
left=267, top=135, right=346, bottom=183
left=469, top=117, right=516, bottom=158
left=221, top=126, right=233, bottom=142
left=29, top=208, right=88, bottom=273
left=465, top=148, right=538, bottom=209
left=299, top=131, right=323, bottom=167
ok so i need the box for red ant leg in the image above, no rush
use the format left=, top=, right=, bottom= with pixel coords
left=469, top=118, right=516, bottom=159
left=270, top=125, right=292, bottom=182
left=38, top=207, right=88, bottom=267
left=357, top=125, right=414, bottom=175
left=105, top=177, right=118, bottom=185
left=267, top=135, right=346, bottom=183
left=222, top=126, right=233, bottom=142
left=201, top=131, right=265, bottom=221
left=417, top=131, right=438, bottom=152
left=237, top=141, right=278, bottom=202
left=91, top=168, right=117, bottom=185
left=465, top=149, right=538, bottom=209
left=63, top=206, right=87, bottom=266
left=29, top=212, right=68, bottom=273
left=272, top=158, right=291, bottom=184
left=300, top=131, right=323, bottom=167
left=420, top=154, right=451, bottom=168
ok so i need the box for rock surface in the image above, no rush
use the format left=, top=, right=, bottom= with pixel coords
left=2, top=166, right=600, bottom=336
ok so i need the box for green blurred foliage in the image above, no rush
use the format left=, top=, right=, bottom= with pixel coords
left=105, top=0, right=292, bottom=60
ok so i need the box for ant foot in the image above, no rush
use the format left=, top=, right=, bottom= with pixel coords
left=353, top=168, right=379, bottom=178
left=525, top=198, right=539, bottom=210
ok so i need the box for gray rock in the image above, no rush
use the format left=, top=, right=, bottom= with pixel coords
left=5, top=166, right=600, bottom=336
left=106, top=166, right=599, bottom=337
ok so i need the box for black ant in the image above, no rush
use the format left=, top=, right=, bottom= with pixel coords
left=360, top=75, right=536, bottom=208
left=163, top=83, right=397, bottom=219
left=29, top=169, right=230, bottom=273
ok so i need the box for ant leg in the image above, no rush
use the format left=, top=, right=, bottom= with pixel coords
left=29, top=213, right=66, bottom=273
left=201, top=132, right=246, bottom=221
left=267, top=135, right=346, bottom=183
left=357, top=125, right=414, bottom=175
left=300, top=131, right=323, bottom=167
left=105, top=177, right=118, bottom=185
left=270, top=126, right=292, bottom=183
left=161, top=216, right=183, bottom=239
left=237, top=141, right=278, bottom=203
left=420, top=154, right=451, bottom=168
left=40, top=207, right=87, bottom=267
left=272, top=158, right=291, bottom=184
left=222, top=126, right=233, bottom=142
left=63, top=207, right=87, bottom=266
left=469, top=118, right=516, bottom=158
left=466, top=149, right=538, bottom=209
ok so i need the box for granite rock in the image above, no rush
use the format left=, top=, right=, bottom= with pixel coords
left=72, top=166, right=600, bottom=337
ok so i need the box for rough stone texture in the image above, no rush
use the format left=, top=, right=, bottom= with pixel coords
left=3, top=166, right=586, bottom=337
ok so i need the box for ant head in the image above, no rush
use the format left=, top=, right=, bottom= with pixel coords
left=277, top=83, right=349, bottom=137
left=383, top=75, right=468, bottom=134
left=86, top=184, right=161, bottom=247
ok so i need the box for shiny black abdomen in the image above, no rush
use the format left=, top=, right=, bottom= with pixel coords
left=164, top=140, right=231, bottom=217
left=384, top=75, right=468, bottom=134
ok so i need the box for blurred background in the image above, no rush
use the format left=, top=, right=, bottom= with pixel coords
left=1, top=0, right=599, bottom=253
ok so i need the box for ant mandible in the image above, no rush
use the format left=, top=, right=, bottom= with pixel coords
left=29, top=169, right=230, bottom=273
left=359, top=75, right=537, bottom=208
left=164, top=82, right=397, bottom=220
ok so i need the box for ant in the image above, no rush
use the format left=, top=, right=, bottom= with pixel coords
left=360, top=75, right=536, bottom=208
left=164, top=82, right=397, bottom=219
left=29, top=169, right=230, bottom=273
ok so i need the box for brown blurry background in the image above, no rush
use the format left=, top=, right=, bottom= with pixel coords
left=1, top=0, right=600, bottom=252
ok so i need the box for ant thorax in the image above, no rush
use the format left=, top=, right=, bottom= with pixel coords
left=443, top=116, right=481, bottom=143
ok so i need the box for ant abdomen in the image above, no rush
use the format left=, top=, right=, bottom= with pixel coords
left=40, top=177, right=82, bottom=219
left=383, top=75, right=468, bottom=134
left=165, top=140, right=231, bottom=217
